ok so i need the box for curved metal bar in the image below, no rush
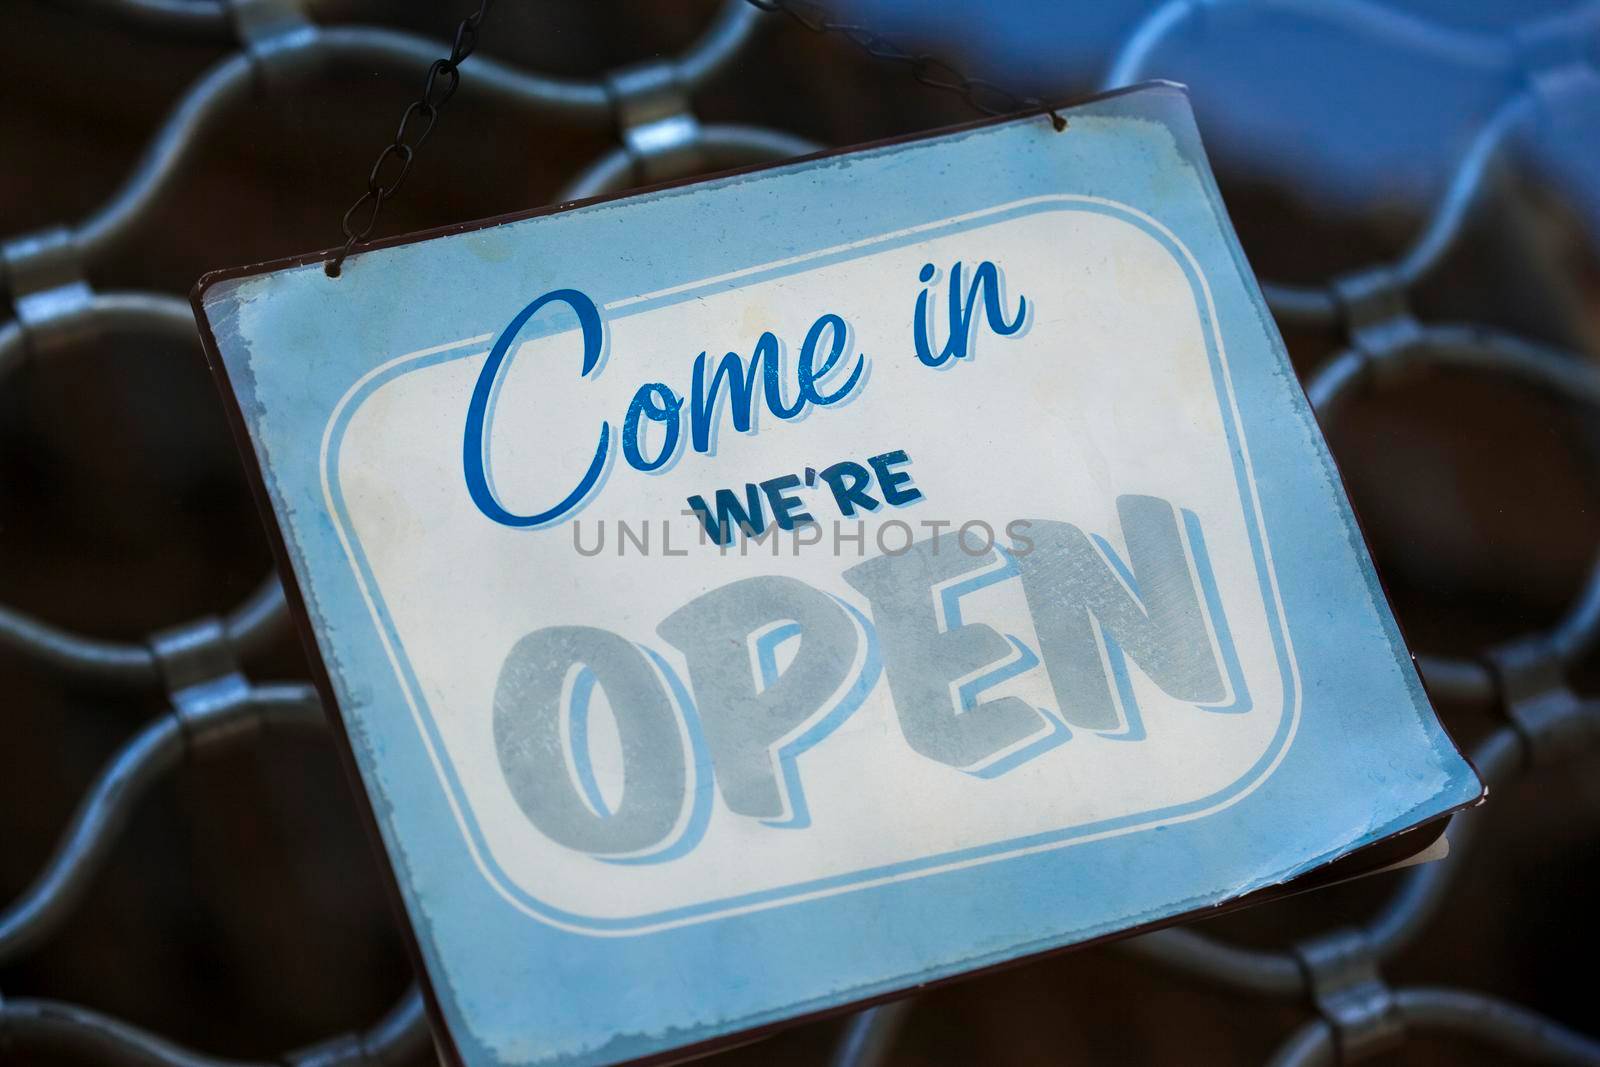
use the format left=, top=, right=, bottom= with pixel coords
left=1377, top=327, right=1600, bottom=668
left=1108, top=4, right=1544, bottom=330
left=0, top=985, right=426, bottom=1067
left=0, top=996, right=269, bottom=1067
left=1262, top=93, right=1534, bottom=327
left=0, top=714, right=186, bottom=962
left=1415, top=654, right=1495, bottom=708
left=73, top=53, right=256, bottom=265
left=0, top=606, right=162, bottom=686
left=674, top=0, right=765, bottom=89
left=1551, top=554, right=1600, bottom=664
left=67, top=29, right=614, bottom=263
left=1395, top=987, right=1600, bottom=1064
left=0, top=288, right=286, bottom=684
left=223, top=573, right=289, bottom=658
left=557, top=124, right=821, bottom=202
left=221, top=680, right=325, bottom=726
left=1129, top=687, right=1598, bottom=999
left=1104, top=0, right=1518, bottom=92
left=356, top=985, right=431, bottom=1067
left=77, top=290, right=199, bottom=338
left=557, top=148, right=636, bottom=204
left=1393, top=92, right=1534, bottom=288
left=830, top=1000, right=915, bottom=1067
left=0, top=684, right=323, bottom=963
left=1261, top=0, right=1514, bottom=71
left=1260, top=282, right=1339, bottom=326
left=316, top=26, right=609, bottom=119
left=40, top=4, right=771, bottom=269
left=58, top=0, right=761, bottom=66
left=1102, top=0, right=1196, bottom=91
left=1415, top=324, right=1600, bottom=408
left=55, top=0, right=235, bottom=41
left=700, top=124, right=821, bottom=164
left=1125, top=696, right=1594, bottom=995
left=1307, top=324, right=1600, bottom=670
left=1308, top=326, right=1600, bottom=417
left=1261, top=1015, right=1334, bottom=1067
left=331, top=1, right=764, bottom=118
left=1265, top=986, right=1600, bottom=1067
left=1303, top=346, right=1365, bottom=416
left=0, top=290, right=196, bottom=355
left=1118, top=926, right=1304, bottom=996
left=0, top=569, right=284, bottom=687
left=1361, top=726, right=1520, bottom=959
left=0, top=288, right=194, bottom=360
left=282, top=985, right=428, bottom=1067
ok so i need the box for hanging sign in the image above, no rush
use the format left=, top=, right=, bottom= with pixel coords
left=195, top=84, right=1480, bottom=1067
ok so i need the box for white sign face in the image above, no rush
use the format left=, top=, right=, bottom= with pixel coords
left=200, top=86, right=1478, bottom=1067
left=333, top=201, right=1284, bottom=930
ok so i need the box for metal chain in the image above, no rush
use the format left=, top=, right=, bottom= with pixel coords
left=327, top=0, right=1061, bottom=279
left=325, top=0, right=494, bottom=278
left=742, top=0, right=1066, bottom=129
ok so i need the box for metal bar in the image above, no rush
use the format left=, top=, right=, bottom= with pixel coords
left=54, top=0, right=237, bottom=41
left=0, top=684, right=324, bottom=963
left=1103, top=0, right=1542, bottom=89
left=1264, top=987, right=1600, bottom=1066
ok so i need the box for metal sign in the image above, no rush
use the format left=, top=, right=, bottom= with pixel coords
left=194, top=84, right=1480, bottom=1067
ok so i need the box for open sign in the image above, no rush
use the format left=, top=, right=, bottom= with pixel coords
left=318, top=194, right=1298, bottom=931
left=199, top=85, right=1478, bottom=1067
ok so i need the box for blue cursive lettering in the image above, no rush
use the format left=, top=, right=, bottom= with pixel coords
left=463, top=288, right=609, bottom=528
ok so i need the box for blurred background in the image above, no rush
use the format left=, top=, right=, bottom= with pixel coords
left=2, top=1, right=1597, bottom=1064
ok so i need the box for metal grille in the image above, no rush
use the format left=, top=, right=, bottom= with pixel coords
left=3, top=1, right=1599, bottom=1064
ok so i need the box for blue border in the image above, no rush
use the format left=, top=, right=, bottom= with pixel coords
left=323, top=198, right=1300, bottom=934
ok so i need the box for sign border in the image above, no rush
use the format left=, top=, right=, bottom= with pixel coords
left=191, top=81, right=1483, bottom=1067
left=319, top=193, right=1304, bottom=935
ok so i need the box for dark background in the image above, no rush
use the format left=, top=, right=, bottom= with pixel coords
left=2, top=1, right=1597, bottom=1064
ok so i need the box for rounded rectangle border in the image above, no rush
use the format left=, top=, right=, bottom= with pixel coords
left=320, top=194, right=1303, bottom=936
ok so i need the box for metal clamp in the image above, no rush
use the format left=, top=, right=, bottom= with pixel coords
left=224, top=0, right=317, bottom=88
left=1330, top=267, right=1421, bottom=370
left=147, top=617, right=255, bottom=749
left=605, top=60, right=705, bottom=185
left=1514, top=17, right=1600, bottom=116
left=1293, top=928, right=1403, bottom=1062
left=1482, top=636, right=1591, bottom=767
left=0, top=227, right=94, bottom=355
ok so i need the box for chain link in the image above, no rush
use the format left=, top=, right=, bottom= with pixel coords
left=325, top=0, right=493, bottom=278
